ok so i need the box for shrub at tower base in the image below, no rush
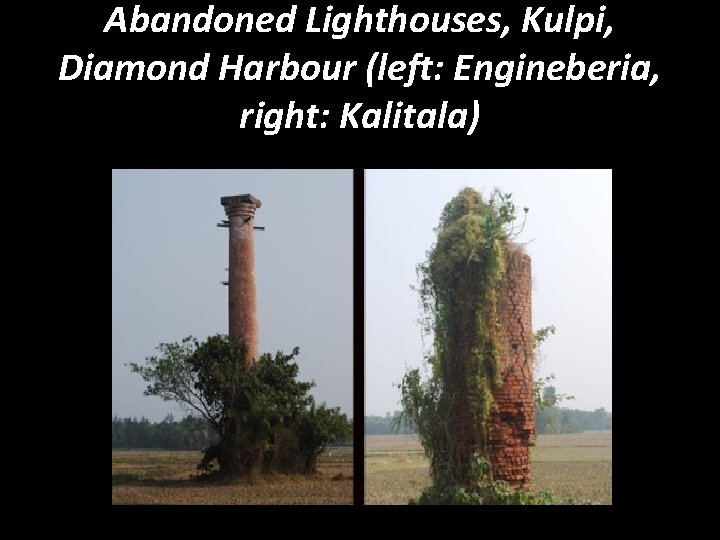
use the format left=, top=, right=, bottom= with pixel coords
left=397, top=187, right=556, bottom=505
left=129, top=335, right=351, bottom=479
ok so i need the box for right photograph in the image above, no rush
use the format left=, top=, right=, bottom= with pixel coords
left=365, top=170, right=612, bottom=505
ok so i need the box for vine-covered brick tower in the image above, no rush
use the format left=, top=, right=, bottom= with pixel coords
left=401, top=188, right=536, bottom=497
left=488, top=247, right=535, bottom=489
left=221, top=194, right=261, bottom=364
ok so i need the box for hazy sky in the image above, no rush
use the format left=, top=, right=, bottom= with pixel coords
left=112, top=170, right=353, bottom=421
left=365, top=169, right=612, bottom=416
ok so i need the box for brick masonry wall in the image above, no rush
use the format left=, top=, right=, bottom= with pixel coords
left=222, top=196, right=261, bottom=364
left=488, top=248, right=535, bottom=489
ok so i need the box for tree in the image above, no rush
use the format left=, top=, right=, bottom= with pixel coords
left=543, top=386, right=557, bottom=407
left=112, top=415, right=121, bottom=447
left=592, top=408, right=608, bottom=430
left=533, top=327, right=574, bottom=410
left=128, top=334, right=351, bottom=478
left=297, top=403, right=353, bottom=472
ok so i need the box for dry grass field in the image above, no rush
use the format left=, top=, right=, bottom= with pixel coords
left=365, top=431, right=612, bottom=505
left=112, top=446, right=353, bottom=504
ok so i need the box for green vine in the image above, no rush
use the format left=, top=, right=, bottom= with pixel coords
left=533, top=326, right=576, bottom=409
left=399, top=187, right=527, bottom=495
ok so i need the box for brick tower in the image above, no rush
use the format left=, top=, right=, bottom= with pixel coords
left=220, top=194, right=261, bottom=364
left=488, top=246, right=535, bottom=489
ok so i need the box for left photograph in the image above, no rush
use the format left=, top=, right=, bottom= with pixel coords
left=112, top=170, right=354, bottom=504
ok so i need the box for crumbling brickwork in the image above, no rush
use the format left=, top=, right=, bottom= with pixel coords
left=221, top=194, right=261, bottom=364
left=488, top=248, right=535, bottom=489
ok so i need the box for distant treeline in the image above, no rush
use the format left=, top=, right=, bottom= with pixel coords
left=114, top=406, right=612, bottom=448
left=365, top=408, right=612, bottom=436
left=112, top=415, right=218, bottom=449
left=365, top=412, right=415, bottom=435
left=536, top=406, right=611, bottom=434
left=112, top=414, right=354, bottom=449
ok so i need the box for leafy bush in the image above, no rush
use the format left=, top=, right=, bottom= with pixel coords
left=129, top=335, right=351, bottom=477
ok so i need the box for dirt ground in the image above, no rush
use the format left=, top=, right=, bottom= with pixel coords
left=112, top=446, right=353, bottom=505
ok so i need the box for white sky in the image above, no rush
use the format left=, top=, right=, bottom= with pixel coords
left=112, top=170, right=353, bottom=421
left=365, top=169, right=612, bottom=416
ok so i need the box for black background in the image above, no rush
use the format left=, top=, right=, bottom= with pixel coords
left=43, top=0, right=661, bottom=514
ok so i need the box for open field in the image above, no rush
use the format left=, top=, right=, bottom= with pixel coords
left=365, top=431, right=612, bottom=504
left=112, top=446, right=353, bottom=504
